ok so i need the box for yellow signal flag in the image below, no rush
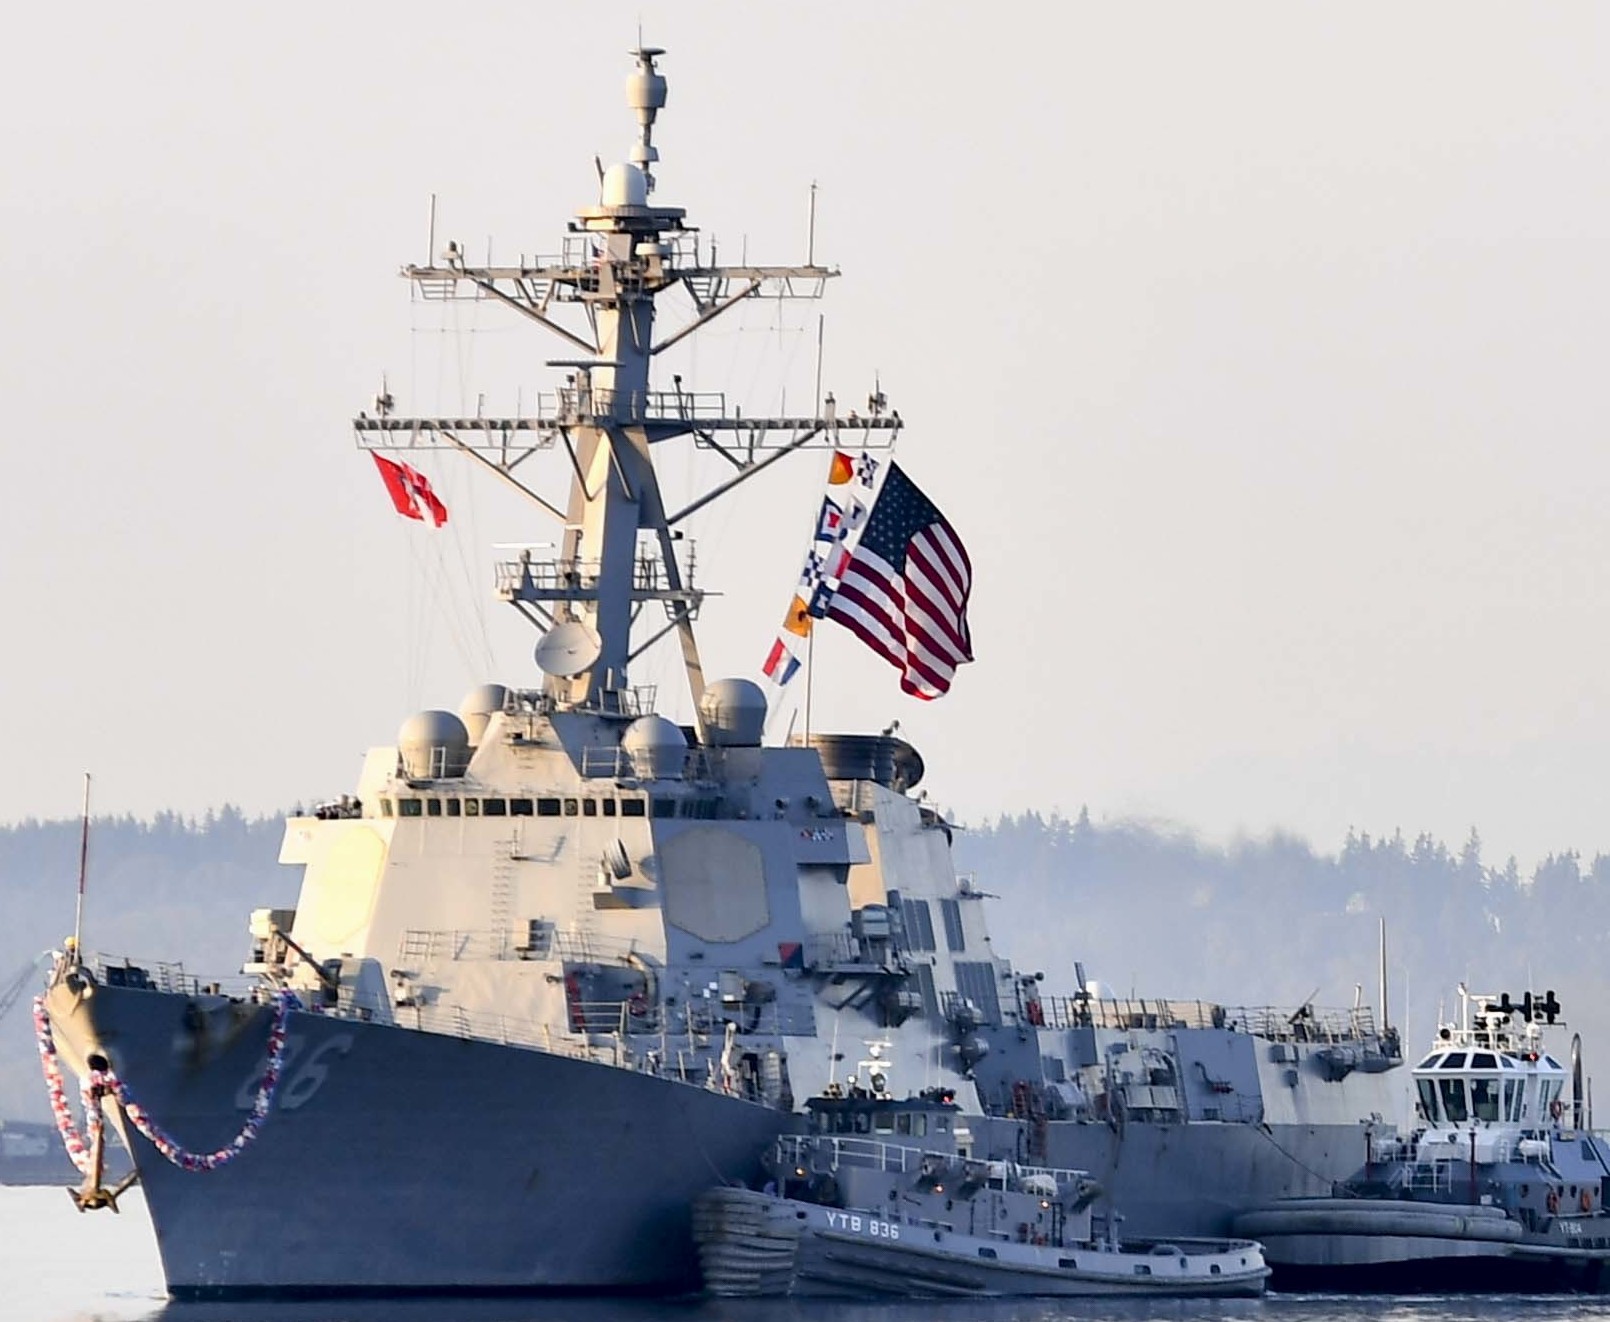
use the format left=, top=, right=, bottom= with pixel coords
left=783, top=595, right=814, bottom=638
left=828, top=451, right=854, bottom=485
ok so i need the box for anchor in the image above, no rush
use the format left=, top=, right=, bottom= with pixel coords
left=67, top=1053, right=139, bottom=1213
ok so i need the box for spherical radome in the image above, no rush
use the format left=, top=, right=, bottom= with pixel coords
left=397, top=710, right=470, bottom=779
left=699, top=677, right=766, bottom=747
left=621, top=714, right=687, bottom=781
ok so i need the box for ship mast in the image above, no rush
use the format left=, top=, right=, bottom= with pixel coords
left=354, top=48, right=900, bottom=738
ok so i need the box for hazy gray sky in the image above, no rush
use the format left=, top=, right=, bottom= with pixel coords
left=4, top=2, right=1609, bottom=870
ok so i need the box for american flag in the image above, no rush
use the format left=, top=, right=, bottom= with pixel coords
left=825, top=462, right=973, bottom=699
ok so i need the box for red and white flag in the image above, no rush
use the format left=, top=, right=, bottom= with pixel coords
left=371, top=453, right=448, bottom=527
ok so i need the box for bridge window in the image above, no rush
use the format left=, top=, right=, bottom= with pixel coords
left=446, top=799, right=461, bottom=818
left=1504, top=1078, right=1520, bottom=1122
left=511, top=798, right=535, bottom=816
left=380, top=798, right=394, bottom=818
left=399, top=798, right=423, bottom=818
left=602, top=798, right=617, bottom=817
left=582, top=800, right=598, bottom=817
left=1440, top=1053, right=1468, bottom=1069
left=1472, top=1053, right=1497, bottom=1069
left=536, top=798, right=560, bottom=816
left=1439, top=1078, right=1469, bottom=1124
left=621, top=798, right=646, bottom=818
left=564, top=799, right=579, bottom=816
left=482, top=798, right=507, bottom=817
left=425, top=799, right=442, bottom=817
left=464, top=798, right=480, bottom=816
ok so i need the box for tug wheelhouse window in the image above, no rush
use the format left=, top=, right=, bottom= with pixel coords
left=1439, top=1077, right=1469, bottom=1124
left=1471, top=1077, right=1501, bottom=1123
left=1503, top=1078, right=1521, bottom=1122
left=1416, top=1077, right=1439, bottom=1120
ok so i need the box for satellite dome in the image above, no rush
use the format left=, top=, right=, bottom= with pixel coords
left=600, top=162, right=648, bottom=209
left=698, top=678, right=766, bottom=747
left=621, top=714, right=687, bottom=781
left=397, top=710, right=470, bottom=780
left=457, top=684, right=509, bottom=745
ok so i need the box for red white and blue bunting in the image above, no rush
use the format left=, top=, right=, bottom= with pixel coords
left=33, top=989, right=298, bottom=1174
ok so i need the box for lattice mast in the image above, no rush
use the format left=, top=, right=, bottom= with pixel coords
left=354, top=48, right=900, bottom=736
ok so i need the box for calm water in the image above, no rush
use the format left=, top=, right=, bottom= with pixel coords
left=5, top=1186, right=1610, bottom=1322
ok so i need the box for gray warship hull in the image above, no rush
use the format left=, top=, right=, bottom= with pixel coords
left=48, top=980, right=788, bottom=1296
left=983, top=1116, right=1382, bottom=1239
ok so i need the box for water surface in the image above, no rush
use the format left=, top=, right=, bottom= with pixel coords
left=5, top=1186, right=1610, bottom=1322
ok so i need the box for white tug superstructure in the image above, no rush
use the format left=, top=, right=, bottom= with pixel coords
left=1238, top=986, right=1610, bottom=1293
left=43, top=47, right=1407, bottom=1298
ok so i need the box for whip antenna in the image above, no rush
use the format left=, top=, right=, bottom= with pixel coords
left=71, top=773, right=91, bottom=962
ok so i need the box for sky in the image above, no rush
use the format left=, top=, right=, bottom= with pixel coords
left=3, top=2, right=1609, bottom=872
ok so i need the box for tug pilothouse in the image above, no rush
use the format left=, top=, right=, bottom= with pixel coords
left=795, top=1042, right=969, bottom=1176
left=1412, top=988, right=1572, bottom=1140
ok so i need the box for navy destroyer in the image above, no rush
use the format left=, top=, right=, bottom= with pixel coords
left=41, top=47, right=1404, bottom=1296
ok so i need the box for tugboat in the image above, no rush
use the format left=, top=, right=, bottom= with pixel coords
left=1236, top=985, right=1610, bottom=1292
left=695, top=1046, right=1269, bottom=1298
